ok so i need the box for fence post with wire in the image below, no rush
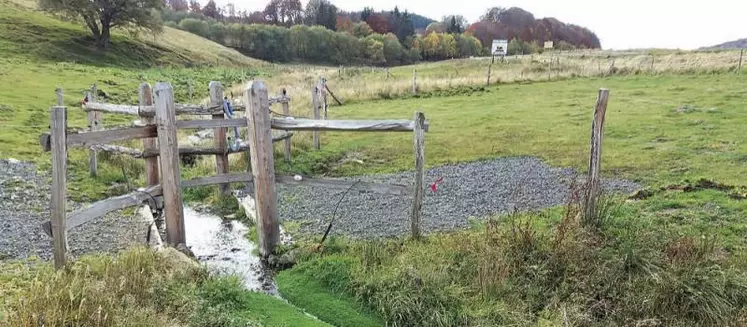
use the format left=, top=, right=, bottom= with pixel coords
left=39, top=80, right=429, bottom=266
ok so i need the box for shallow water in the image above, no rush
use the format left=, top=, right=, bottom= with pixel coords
left=183, top=207, right=277, bottom=295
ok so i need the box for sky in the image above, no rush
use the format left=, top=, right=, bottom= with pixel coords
left=210, top=0, right=747, bottom=50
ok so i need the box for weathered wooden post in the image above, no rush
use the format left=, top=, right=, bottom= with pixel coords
left=50, top=105, right=67, bottom=268
left=321, top=79, right=328, bottom=120
left=411, top=112, right=426, bottom=239
left=139, top=83, right=159, bottom=187
left=738, top=49, right=744, bottom=74
left=650, top=55, right=655, bottom=72
left=209, top=81, right=230, bottom=196
left=282, top=92, right=292, bottom=163
left=312, top=84, right=321, bottom=150
left=412, top=69, right=418, bottom=95
left=88, top=84, right=101, bottom=177
left=245, top=81, right=279, bottom=257
left=154, top=82, right=186, bottom=245
left=55, top=88, right=63, bottom=106
left=583, top=88, right=610, bottom=222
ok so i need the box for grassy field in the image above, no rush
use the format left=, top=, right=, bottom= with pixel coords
left=275, top=74, right=747, bottom=186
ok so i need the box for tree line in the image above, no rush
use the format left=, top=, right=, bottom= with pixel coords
left=161, top=1, right=484, bottom=66
left=38, top=0, right=600, bottom=63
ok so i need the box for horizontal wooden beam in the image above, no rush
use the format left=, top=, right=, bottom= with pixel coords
left=42, top=185, right=163, bottom=237
left=87, top=133, right=293, bottom=157
left=66, top=125, right=157, bottom=148
left=83, top=97, right=289, bottom=116
left=270, top=118, right=430, bottom=132
left=176, top=118, right=246, bottom=129
left=43, top=171, right=408, bottom=234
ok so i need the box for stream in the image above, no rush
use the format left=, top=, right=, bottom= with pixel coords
left=182, top=204, right=279, bottom=296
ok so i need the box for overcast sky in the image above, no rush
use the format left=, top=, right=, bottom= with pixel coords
left=212, top=0, right=747, bottom=50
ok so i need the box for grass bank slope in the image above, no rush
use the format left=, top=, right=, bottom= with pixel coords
left=0, top=247, right=329, bottom=326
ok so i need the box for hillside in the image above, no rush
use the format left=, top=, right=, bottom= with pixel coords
left=705, top=38, right=747, bottom=49
left=0, top=0, right=264, bottom=67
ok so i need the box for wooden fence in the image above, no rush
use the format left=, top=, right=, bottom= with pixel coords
left=40, top=80, right=428, bottom=268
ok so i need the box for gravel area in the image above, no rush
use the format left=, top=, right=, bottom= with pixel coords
left=272, top=157, right=641, bottom=238
left=0, top=159, right=150, bottom=260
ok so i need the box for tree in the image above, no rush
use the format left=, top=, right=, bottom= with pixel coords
left=336, top=16, right=353, bottom=33
left=351, top=22, right=373, bottom=38
left=224, top=3, right=236, bottom=18
left=361, top=7, right=373, bottom=22
left=305, top=0, right=337, bottom=30
left=189, top=0, right=201, bottom=13
left=179, top=18, right=209, bottom=37
left=443, top=15, right=466, bottom=34
left=167, top=0, right=188, bottom=12
left=264, top=0, right=302, bottom=26
left=366, top=14, right=388, bottom=34
left=39, top=0, right=163, bottom=48
left=202, top=0, right=220, bottom=19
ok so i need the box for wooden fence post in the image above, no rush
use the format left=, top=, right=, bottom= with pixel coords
left=738, top=49, right=744, bottom=74
left=154, top=82, right=186, bottom=245
left=312, top=85, right=320, bottom=150
left=245, top=81, right=279, bottom=257
left=139, top=83, right=159, bottom=187
left=321, top=79, right=328, bottom=120
left=55, top=88, right=63, bottom=106
left=583, top=89, right=610, bottom=222
left=411, top=112, right=426, bottom=240
left=650, top=55, right=655, bottom=72
left=412, top=69, right=418, bottom=95
left=209, top=81, right=230, bottom=196
left=282, top=93, right=292, bottom=163
left=50, top=105, right=68, bottom=268
left=88, top=84, right=101, bottom=177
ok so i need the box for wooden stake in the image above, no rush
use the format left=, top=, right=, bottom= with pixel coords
left=50, top=105, right=68, bottom=269
left=325, top=84, right=343, bottom=106
left=55, top=88, right=63, bottom=106
left=583, top=89, right=609, bottom=222
left=154, top=82, right=185, bottom=245
left=282, top=95, right=292, bottom=163
left=739, top=49, right=744, bottom=74
left=209, top=81, right=229, bottom=196
left=412, top=69, right=418, bottom=95
left=245, top=81, right=279, bottom=257
left=650, top=55, right=655, bottom=71
left=411, top=112, right=426, bottom=240
left=321, top=80, right=328, bottom=120
left=139, top=83, right=159, bottom=187
left=312, top=85, right=320, bottom=150
left=88, top=84, right=100, bottom=177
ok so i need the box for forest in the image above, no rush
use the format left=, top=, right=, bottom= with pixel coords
left=160, top=0, right=601, bottom=66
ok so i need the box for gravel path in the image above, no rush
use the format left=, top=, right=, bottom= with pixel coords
left=0, top=159, right=150, bottom=260
left=273, top=157, right=640, bottom=238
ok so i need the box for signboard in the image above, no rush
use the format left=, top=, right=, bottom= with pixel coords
left=491, top=40, right=508, bottom=56
left=544, top=41, right=554, bottom=49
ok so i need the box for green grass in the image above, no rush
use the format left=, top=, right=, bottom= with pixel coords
left=294, top=74, right=747, bottom=186
left=276, top=264, right=385, bottom=327
left=0, top=247, right=328, bottom=326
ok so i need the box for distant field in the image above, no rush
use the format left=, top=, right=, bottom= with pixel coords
left=282, top=74, right=747, bottom=186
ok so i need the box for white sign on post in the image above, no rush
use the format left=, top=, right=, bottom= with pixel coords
left=544, top=41, right=554, bottom=49
left=491, top=39, right=508, bottom=56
